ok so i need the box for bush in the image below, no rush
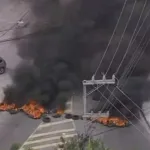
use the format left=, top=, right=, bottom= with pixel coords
left=10, top=143, right=33, bottom=150
left=10, top=143, right=21, bottom=150
left=56, top=134, right=110, bottom=150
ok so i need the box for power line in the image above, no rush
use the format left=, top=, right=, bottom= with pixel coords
left=115, top=1, right=149, bottom=75
left=119, top=6, right=150, bottom=83
left=94, top=0, right=128, bottom=76
left=106, top=0, right=147, bottom=75
left=97, top=0, right=143, bottom=108
left=116, top=86, right=150, bottom=129
left=86, top=88, right=150, bottom=137
left=116, top=86, right=144, bottom=111
left=108, top=37, right=150, bottom=112
left=106, top=34, right=150, bottom=111
left=0, top=26, right=62, bottom=44
left=121, top=38, right=150, bottom=88
left=95, top=89, right=149, bottom=141
left=106, top=87, right=146, bottom=127
left=0, top=10, right=29, bottom=39
left=92, top=105, right=150, bottom=137
left=92, top=3, right=150, bottom=108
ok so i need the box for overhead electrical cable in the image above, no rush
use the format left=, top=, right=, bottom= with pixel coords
left=106, top=0, right=147, bottom=75
left=95, top=89, right=149, bottom=140
left=108, top=38, right=150, bottom=112
left=94, top=0, right=128, bottom=77
left=115, top=1, right=149, bottom=75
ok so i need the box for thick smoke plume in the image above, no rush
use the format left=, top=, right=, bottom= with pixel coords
left=4, top=0, right=150, bottom=116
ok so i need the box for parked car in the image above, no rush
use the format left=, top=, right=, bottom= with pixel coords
left=0, top=57, right=6, bottom=74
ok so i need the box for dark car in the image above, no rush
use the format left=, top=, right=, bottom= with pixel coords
left=0, top=57, right=6, bottom=74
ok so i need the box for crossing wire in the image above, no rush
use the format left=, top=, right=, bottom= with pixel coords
left=103, top=1, right=150, bottom=111
left=93, top=89, right=150, bottom=141
left=0, top=10, right=29, bottom=38
left=106, top=0, right=148, bottom=75
left=91, top=1, right=150, bottom=103
left=115, top=0, right=149, bottom=75
left=108, top=37, right=150, bottom=112
left=105, top=12, right=150, bottom=111
left=94, top=0, right=128, bottom=76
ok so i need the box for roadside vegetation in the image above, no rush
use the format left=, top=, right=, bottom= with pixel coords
left=56, top=134, right=110, bottom=150
left=11, top=134, right=110, bottom=150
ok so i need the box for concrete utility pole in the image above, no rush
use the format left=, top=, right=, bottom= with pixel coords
left=82, top=74, right=115, bottom=118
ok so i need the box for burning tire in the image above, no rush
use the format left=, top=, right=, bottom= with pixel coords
left=42, top=116, right=51, bottom=123
left=107, top=121, right=115, bottom=127
left=8, top=109, right=20, bottom=114
left=52, top=114, right=61, bottom=118
left=65, top=113, right=72, bottom=119
left=72, top=115, right=79, bottom=120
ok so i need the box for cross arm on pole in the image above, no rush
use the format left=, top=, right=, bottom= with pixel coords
left=82, top=74, right=115, bottom=85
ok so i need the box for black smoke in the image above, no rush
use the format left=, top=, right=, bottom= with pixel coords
left=4, top=0, right=150, bottom=116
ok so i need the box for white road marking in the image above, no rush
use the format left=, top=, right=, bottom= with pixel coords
left=19, top=122, right=43, bottom=150
left=19, top=97, right=76, bottom=150
left=24, top=133, right=77, bottom=145
left=39, top=119, right=73, bottom=128
left=30, top=128, right=76, bottom=138
left=32, top=142, right=63, bottom=149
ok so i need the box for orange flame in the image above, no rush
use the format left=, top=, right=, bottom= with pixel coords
left=56, top=107, right=65, bottom=115
left=95, top=117, right=129, bottom=127
left=0, top=100, right=46, bottom=119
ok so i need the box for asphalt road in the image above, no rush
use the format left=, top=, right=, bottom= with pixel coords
left=0, top=1, right=41, bottom=150
left=73, top=94, right=150, bottom=150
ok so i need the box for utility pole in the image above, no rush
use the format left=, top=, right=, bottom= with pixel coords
left=82, top=74, right=115, bottom=118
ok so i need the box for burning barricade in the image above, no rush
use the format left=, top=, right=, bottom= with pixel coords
left=0, top=103, right=16, bottom=111
left=22, top=100, right=46, bottom=119
left=0, top=99, right=66, bottom=119
left=0, top=100, right=47, bottom=119
left=94, top=116, right=129, bottom=127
